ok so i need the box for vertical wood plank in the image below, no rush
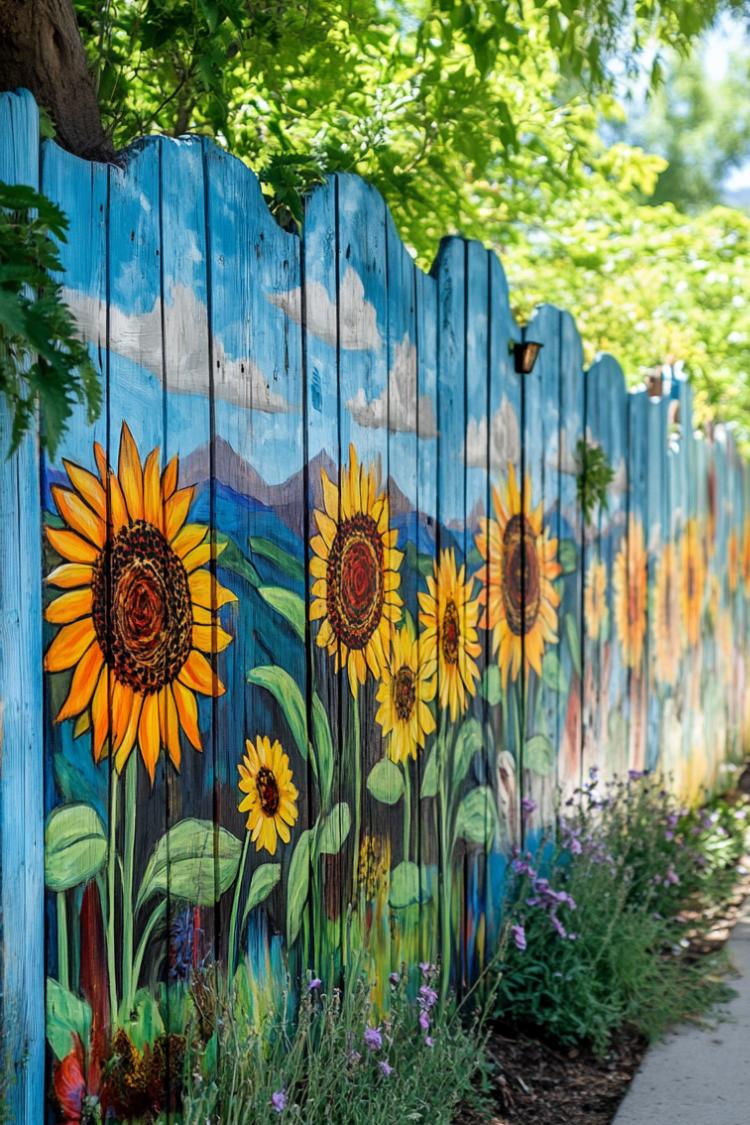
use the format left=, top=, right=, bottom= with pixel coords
left=626, top=388, right=649, bottom=774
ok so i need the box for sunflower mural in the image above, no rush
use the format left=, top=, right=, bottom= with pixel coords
left=584, top=556, right=608, bottom=640
left=475, top=465, right=561, bottom=688
left=238, top=736, right=299, bottom=855
left=680, top=518, right=706, bottom=648
left=375, top=618, right=437, bottom=764
left=652, top=541, right=683, bottom=686
left=418, top=547, right=481, bottom=721
left=613, top=518, right=648, bottom=672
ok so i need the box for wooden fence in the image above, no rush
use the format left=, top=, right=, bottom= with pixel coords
left=1, top=88, right=749, bottom=1120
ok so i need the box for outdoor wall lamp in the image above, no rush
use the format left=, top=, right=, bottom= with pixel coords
left=512, top=335, right=544, bottom=375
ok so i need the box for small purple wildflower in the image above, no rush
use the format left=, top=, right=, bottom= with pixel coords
left=271, top=1090, right=287, bottom=1114
left=364, top=1026, right=383, bottom=1052
left=628, top=769, right=644, bottom=781
left=418, top=984, right=438, bottom=1010
left=419, top=961, right=434, bottom=978
left=522, top=796, right=537, bottom=816
left=379, top=1060, right=394, bottom=1078
left=419, top=1009, right=431, bottom=1032
left=511, top=923, right=527, bottom=951
left=308, top=977, right=322, bottom=992
left=389, top=972, right=400, bottom=987
left=425, top=1035, right=434, bottom=1048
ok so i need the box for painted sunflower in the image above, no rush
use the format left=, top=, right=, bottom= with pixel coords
left=418, top=547, right=481, bottom=721
left=475, top=464, right=561, bottom=688
left=680, top=518, right=706, bottom=647
left=238, top=736, right=299, bottom=855
left=612, top=518, right=647, bottom=671
left=310, top=444, right=403, bottom=698
left=584, top=556, right=608, bottom=640
left=652, top=541, right=682, bottom=686
left=375, top=619, right=437, bottom=764
left=44, top=422, right=235, bottom=782
left=728, top=528, right=739, bottom=594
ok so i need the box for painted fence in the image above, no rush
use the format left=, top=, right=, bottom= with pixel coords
left=2, top=88, right=749, bottom=1120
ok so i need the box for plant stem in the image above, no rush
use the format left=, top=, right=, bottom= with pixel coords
left=227, top=831, right=251, bottom=981
left=402, top=761, right=412, bottom=860
left=107, top=766, right=119, bottom=1022
left=120, top=752, right=138, bottom=1018
left=350, top=699, right=361, bottom=903
left=131, top=899, right=167, bottom=994
left=438, top=730, right=452, bottom=1007
left=56, top=892, right=69, bottom=991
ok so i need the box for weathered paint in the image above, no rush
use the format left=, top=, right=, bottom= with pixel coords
left=0, top=93, right=748, bottom=1117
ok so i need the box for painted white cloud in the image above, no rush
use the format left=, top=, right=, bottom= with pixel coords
left=464, top=396, right=520, bottom=468
left=347, top=334, right=437, bottom=437
left=63, top=283, right=292, bottom=413
left=268, top=266, right=381, bottom=351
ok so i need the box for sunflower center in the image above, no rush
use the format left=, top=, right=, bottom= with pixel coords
left=393, top=664, right=417, bottom=721
left=326, top=514, right=385, bottom=650
left=502, top=514, right=540, bottom=636
left=442, top=599, right=460, bottom=665
left=256, top=766, right=280, bottom=816
left=92, top=520, right=192, bottom=694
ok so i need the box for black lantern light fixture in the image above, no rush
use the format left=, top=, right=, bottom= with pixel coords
left=511, top=333, right=544, bottom=375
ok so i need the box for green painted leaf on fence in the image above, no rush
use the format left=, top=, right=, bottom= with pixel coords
left=558, top=539, right=577, bottom=574
left=541, top=649, right=568, bottom=694
left=454, top=786, right=498, bottom=847
left=249, top=536, right=305, bottom=582
left=311, top=692, right=334, bottom=808
left=316, top=802, right=351, bottom=856
left=46, top=978, right=92, bottom=1061
left=248, top=665, right=308, bottom=762
left=45, top=803, right=107, bottom=891
left=453, top=717, right=483, bottom=786
left=287, top=829, right=311, bottom=945
left=257, top=586, right=306, bottom=641
left=389, top=860, right=418, bottom=909
left=367, top=758, right=404, bottom=804
left=481, top=664, right=502, bottom=705
left=565, top=612, right=581, bottom=679
left=524, top=733, right=555, bottom=775
left=241, top=863, right=281, bottom=930
left=215, top=531, right=261, bottom=587
left=136, top=819, right=242, bottom=909
left=420, top=740, right=440, bottom=798
left=123, top=988, right=165, bottom=1052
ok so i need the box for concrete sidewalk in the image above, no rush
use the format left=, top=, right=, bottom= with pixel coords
left=613, top=899, right=750, bottom=1125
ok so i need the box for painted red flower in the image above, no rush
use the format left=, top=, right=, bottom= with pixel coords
left=53, top=1035, right=97, bottom=1123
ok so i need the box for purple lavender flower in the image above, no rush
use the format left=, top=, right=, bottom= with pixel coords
left=389, top=972, right=400, bottom=987
left=511, top=923, right=527, bottom=951
left=628, top=769, right=644, bottom=781
left=379, top=1060, right=394, bottom=1078
left=308, top=977, right=322, bottom=992
left=419, top=1009, right=431, bottom=1032
left=418, top=984, right=438, bottom=1010
left=419, top=961, right=434, bottom=978
left=522, top=796, right=537, bottom=817
left=550, top=913, right=568, bottom=940
left=364, top=1026, right=383, bottom=1052
left=271, top=1090, right=287, bottom=1114
left=424, top=1035, right=434, bottom=1048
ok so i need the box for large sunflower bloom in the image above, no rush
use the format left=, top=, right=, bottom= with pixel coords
left=238, top=736, right=298, bottom=855
left=680, top=518, right=706, bottom=648
left=375, top=619, right=436, bottom=764
left=652, top=541, right=682, bottom=686
left=44, top=422, right=235, bottom=782
left=310, top=444, right=403, bottom=698
left=475, top=464, right=561, bottom=688
left=613, top=519, right=647, bottom=671
left=584, top=556, right=608, bottom=640
left=418, top=548, right=481, bottom=721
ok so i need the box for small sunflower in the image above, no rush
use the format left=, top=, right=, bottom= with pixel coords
left=613, top=518, right=648, bottom=671
left=652, top=541, right=682, bottom=686
left=44, top=422, right=235, bottom=782
left=375, top=619, right=436, bottom=764
left=475, top=464, right=561, bottom=688
left=728, top=529, right=740, bottom=594
left=584, top=556, right=608, bottom=640
left=310, top=444, right=403, bottom=698
left=238, top=736, right=299, bottom=855
left=680, top=518, right=705, bottom=648
left=418, top=548, right=481, bottom=721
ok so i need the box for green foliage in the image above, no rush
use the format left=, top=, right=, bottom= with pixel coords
left=180, top=963, right=492, bottom=1123
left=495, top=775, right=749, bottom=1054
left=0, top=182, right=100, bottom=456
left=576, top=437, right=615, bottom=526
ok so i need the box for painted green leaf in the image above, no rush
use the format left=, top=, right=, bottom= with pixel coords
left=565, top=612, right=581, bottom=679
left=122, top=989, right=165, bottom=1052
left=248, top=665, right=308, bottom=762
left=45, top=803, right=107, bottom=892
left=389, top=860, right=433, bottom=909
left=46, top=978, right=91, bottom=1061
left=215, top=531, right=261, bottom=587
left=481, top=664, right=502, bottom=705
left=287, top=829, right=311, bottom=945
left=249, top=536, right=305, bottom=582
left=524, top=733, right=555, bottom=775
left=257, top=586, right=306, bottom=641
left=367, top=758, right=404, bottom=805
left=241, top=863, right=281, bottom=930
left=453, top=717, right=483, bottom=786
left=317, top=802, right=351, bottom=856
left=405, top=540, right=434, bottom=578
left=420, top=741, right=440, bottom=799
left=541, top=649, right=568, bottom=694
left=136, top=819, right=242, bottom=909
left=558, top=539, right=577, bottom=574
left=454, top=786, right=498, bottom=847
left=311, top=693, right=334, bottom=808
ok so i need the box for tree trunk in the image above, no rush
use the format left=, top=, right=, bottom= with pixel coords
left=0, top=0, right=113, bottom=161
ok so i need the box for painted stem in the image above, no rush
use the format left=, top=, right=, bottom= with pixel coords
left=350, top=699, right=361, bottom=902
left=56, top=892, right=69, bottom=992
left=438, top=733, right=452, bottom=1007
left=106, top=766, right=119, bottom=1022
left=227, top=831, right=251, bottom=980
left=131, top=900, right=167, bottom=993
left=120, top=752, right=137, bottom=1018
left=401, top=761, right=412, bottom=859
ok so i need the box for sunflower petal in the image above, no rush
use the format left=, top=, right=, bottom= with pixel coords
left=91, top=668, right=110, bottom=762
left=172, top=523, right=208, bottom=559
left=143, top=447, right=163, bottom=529
left=45, top=587, right=93, bottom=625
left=46, top=562, right=94, bottom=589
left=165, top=487, right=194, bottom=541
left=138, top=693, right=161, bottom=784
left=52, top=486, right=106, bottom=548
left=161, top=455, right=178, bottom=501
left=55, top=642, right=104, bottom=722
left=44, top=619, right=97, bottom=672
left=164, top=687, right=181, bottom=769
left=172, top=680, right=202, bottom=750
left=63, top=461, right=107, bottom=521
left=192, top=623, right=233, bottom=653
left=178, top=649, right=215, bottom=695
left=114, top=695, right=142, bottom=772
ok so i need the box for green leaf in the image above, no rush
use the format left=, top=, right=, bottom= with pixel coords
left=287, top=829, right=311, bottom=945
left=46, top=978, right=91, bottom=1061
left=420, top=740, right=440, bottom=799
left=454, top=787, right=498, bottom=847
left=453, top=717, right=483, bottom=786
left=316, top=802, right=351, bottom=856
left=367, top=758, right=404, bottom=804
left=524, top=733, right=555, bottom=775
left=249, top=536, right=304, bottom=582
left=541, top=649, right=569, bottom=694
left=481, top=664, right=502, bottom=705
left=248, top=665, right=308, bottom=762
left=241, top=863, right=281, bottom=930
left=257, top=586, right=305, bottom=641
left=311, top=693, right=334, bottom=808
left=216, top=532, right=261, bottom=587
left=558, top=539, right=577, bottom=574
left=122, top=989, right=165, bottom=1052
left=565, top=612, right=581, bottom=679
left=45, top=803, right=107, bottom=891
left=388, top=860, right=431, bottom=909
left=136, top=819, right=242, bottom=910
